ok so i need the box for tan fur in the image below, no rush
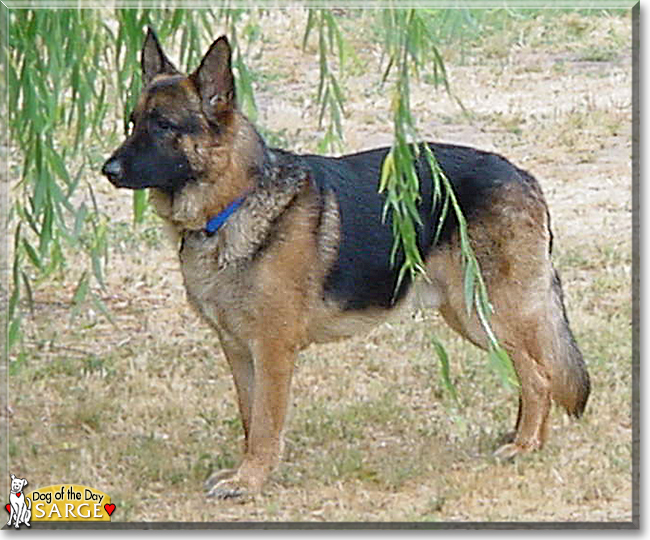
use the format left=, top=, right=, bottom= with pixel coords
left=425, top=180, right=563, bottom=457
left=179, top=182, right=326, bottom=496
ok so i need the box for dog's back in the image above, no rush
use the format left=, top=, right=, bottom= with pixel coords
left=297, top=143, right=530, bottom=310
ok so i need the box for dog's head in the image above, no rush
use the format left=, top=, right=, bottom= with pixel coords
left=10, top=474, right=27, bottom=493
left=101, top=28, right=243, bottom=193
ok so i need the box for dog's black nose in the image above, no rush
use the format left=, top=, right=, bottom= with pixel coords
left=102, top=158, right=123, bottom=184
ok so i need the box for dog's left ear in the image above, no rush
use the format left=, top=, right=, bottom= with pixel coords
left=191, top=36, right=236, bottom=127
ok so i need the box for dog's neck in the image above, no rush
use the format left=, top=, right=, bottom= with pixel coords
left=150, top=146, right=310, bottom=235
left=167, top=150, right=312, bottom=269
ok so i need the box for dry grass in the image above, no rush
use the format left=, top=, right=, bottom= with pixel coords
left=5, top=9, right=634, bottom=525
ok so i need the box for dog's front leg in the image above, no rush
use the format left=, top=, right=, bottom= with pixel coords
left=10, top=504, right=18, bottom=528
left=208, top=336, right=296, bottom=500
left=204, top=330, right=254, bottom=492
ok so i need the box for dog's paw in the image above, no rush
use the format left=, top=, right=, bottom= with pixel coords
left=493, top=442, right=520, bottom=461
left=494, top=439, right=542, bottom=461
left=203, top=468, right=237, bottom=492
left=206, top=477, right=254, bottom=501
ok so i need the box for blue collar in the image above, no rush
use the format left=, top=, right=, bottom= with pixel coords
left=205, top=196, right=246, bottom=235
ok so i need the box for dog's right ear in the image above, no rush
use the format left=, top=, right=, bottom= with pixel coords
left=141, top=27, right=179, bottom=86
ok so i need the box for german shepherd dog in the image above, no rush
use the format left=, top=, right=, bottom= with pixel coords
left=102, top=29, right=590, bottom=499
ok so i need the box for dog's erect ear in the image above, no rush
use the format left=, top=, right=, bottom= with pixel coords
left=10, top=473, right=15, bottom=480
left=191, top=36, right=236, bottom=126
left=141, top=27, right=179, bottom=86
left=22, top=479, right=28, bottom=487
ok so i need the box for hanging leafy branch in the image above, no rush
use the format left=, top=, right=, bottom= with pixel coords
left=303, top=9, right=346, bottom=153
left=5, top=10, right=113, bottom=351
left=375, top=8, right=517, bottom=390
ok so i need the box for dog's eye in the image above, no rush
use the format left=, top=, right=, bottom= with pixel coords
left=155, top=117, right=177, bottom=132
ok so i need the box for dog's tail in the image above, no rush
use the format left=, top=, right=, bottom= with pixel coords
left=547, top=269, right=590, bottom=417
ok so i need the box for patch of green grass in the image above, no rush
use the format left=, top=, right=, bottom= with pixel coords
left=8, top=439, right=19, bottom=459
left=82, top=355, right=117, bottom=378
left=544, top=106, right=628, bottom=163
left=72, top=404, right=105, bottom=432
left=556, top=242, right=631, bottom=276
left=490, top=111, right=526, bottom=136
left=47, top=387, right=114, bottom=435
left=32, top=355, right=81, bottom=379
left=582, top=323, right=631, bottom=374
left=297, top=401, right=362, bottom=447
left=110, top=493, right=136, bottom=522
left=555, top=246, right=594, bottom=272
left=124, top=434, right=185, bottom=487
left=8, top=350, right=29, bottom=376
left=418, top=494, right=448, bottom=521
left=577, top=46, right=619, bottom=62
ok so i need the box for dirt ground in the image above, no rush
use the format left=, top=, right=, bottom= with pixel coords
left=5, top=9, right=634, bottom=526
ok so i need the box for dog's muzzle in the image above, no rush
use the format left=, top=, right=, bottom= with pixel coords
left=101, top=157, right=124, bottom=186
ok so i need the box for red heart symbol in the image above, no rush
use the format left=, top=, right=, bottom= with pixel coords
left=104, top=503, right=115, bottom=516
left=4, top=503, right=9, bottom=513
left=16, top=493, right=21, bottom=498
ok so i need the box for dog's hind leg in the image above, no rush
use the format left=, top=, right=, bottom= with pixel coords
left=435, top=290, right=554, bottom=457
left=428, top=178, right=589, bottom=458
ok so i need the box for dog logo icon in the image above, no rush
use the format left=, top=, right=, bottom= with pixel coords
left=6, top=473, right=31, bottom=529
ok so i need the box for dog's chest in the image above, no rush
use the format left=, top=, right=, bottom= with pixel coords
left=178, top=232, right=254, bottom=336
